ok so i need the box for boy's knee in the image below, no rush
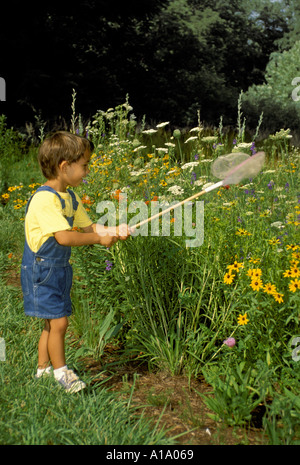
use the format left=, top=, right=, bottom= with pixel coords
left=49, top=317, right=68, bottom=333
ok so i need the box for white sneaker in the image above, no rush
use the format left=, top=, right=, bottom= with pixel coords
left=56, top=368, right=86, bottom=393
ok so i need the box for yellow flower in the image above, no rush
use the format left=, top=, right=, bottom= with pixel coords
left=290, top=266, right=300, bottom=278
left=292, top=252, right=300, bottom=261
left=238, top=313, right=249, bottom=326
left=236, top=228, right=251, bottom=236
left=247, top=268, right=262, bottom=278
left=224, top=272, right=235, bottom=285
left=283, top=269, right=293, bottom=278
left=250, top=277, right=263, bottom=291
left=268, top=238, right=280, bottom=245
left=249, top=257, right=261, bottom=264
left=286, top=244, right=299, bottom=251
left=263, top=283, right=277, bottom=295
left=227, top=261, right=244, bottom=273
left=289, top=279, right=300, bottom=293
left=273, top=292, right=284, bottom=303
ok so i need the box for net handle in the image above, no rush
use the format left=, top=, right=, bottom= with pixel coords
left=131, top=180, right=223, bottom=230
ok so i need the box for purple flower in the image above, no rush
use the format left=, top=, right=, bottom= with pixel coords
left=267, top=181, right=274, bottom=190
left=223, top=337, right=236, bottom=347
left=250, top=142, right=256, bottom=155
left=233, top=139, right=237, bottom=145
left=285, top=182, right=289, bottom=191
left=105, top=260, right=113, bottom=271
left=194, top=154, right=199, bottom=160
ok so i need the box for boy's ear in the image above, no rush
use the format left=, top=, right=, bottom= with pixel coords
left=58, top=160, right=69, bottom=172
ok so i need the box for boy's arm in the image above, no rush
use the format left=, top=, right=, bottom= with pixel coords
left=55, top=223, right=130, bottom=247
left=83, top=223, right=130, bottom=241
left=54, top=229, right=118, bottom=248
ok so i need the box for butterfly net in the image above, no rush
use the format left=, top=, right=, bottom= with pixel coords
left=211, top=151, right=265, bottom=185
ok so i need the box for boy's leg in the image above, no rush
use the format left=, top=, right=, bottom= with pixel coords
left=47, top=317, right=68, bottom=370
left=38, top=319, right=51, bottom=369
left=47, top=316, right=86, bottom=393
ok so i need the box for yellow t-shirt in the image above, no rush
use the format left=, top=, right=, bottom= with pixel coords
left=25, top=190, right=92, bottom=252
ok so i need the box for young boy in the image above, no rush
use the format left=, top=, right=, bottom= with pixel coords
left=21, top=131, right=130, bottom=393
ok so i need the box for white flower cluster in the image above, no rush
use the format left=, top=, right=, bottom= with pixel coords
left=167, top=185, right=185, bottom=195
left=181, top=161, right=199, bottom=170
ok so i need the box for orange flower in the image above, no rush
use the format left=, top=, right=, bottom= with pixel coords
left=111, top=189, right=124, bottom=201
left=145, top=195, right=158, bottom=205
left=81, top=195, right=93, bottom=205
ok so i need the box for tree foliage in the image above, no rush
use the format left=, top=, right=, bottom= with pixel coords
left=0, top=0, right=296, bottom=129
left=243, top=40, right=300, bottom=132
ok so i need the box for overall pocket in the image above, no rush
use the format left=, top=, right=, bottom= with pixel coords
left=33, top=263, right=54, bottom=287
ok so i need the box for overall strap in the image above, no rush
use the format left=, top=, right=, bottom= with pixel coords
left=66, top=188, right=79, bottom=212
left=25, top=186, right=79, bottom=214
left=25, top=185, right=66, bottom=214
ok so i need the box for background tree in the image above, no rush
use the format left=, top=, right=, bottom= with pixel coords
left=0, top=0, right=294, bottom=130
left=243, top=40, right=300, bottom=132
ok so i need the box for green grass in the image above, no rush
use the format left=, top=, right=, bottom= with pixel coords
left=0, top=279, right=175, bottom=445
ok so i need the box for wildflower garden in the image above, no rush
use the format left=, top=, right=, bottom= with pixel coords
left=0, top=99, right=299, bottom=445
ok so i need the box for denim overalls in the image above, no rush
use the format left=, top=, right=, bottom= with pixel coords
left=21, top=186, right=78, bottom=319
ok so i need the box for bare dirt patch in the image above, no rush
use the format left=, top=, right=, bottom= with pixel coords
left=85, top=350, right=268, bottom=446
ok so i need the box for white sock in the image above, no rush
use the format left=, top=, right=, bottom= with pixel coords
left=37, top=366, right=52, bottom=376
left=54, top=365, right=68, bottom=380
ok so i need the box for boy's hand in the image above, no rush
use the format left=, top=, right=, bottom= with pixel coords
left=116, top=223, right=131, bottom=241
left=95, top=223, right=131, bottom=246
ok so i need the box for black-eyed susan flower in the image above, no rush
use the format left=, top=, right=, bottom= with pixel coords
left=247, top=268, right=262, bottom=278
left=283, top=269, right=293, bottom=278
left=273, top=292, right=284, bottom=303
left=268, top=237, right=280, bottom=246
left=224, top=272, right=235, bottom=285
left=289, top=279, right=300, bottom=293
left=292, top=251, right=300, bottom=261
left=236, top=227, right=251, bottom=236
left=237, top=313, right=249, bottom=326
left=263, top=283, right=277, bottom=295
left=227, top=261, right=244, bottom=273
left=250, top=278, right=263, bottom=291
left=249, top=257, right=261, bottom=264
left=286, top=244, right=299, bottom=251
left=290, top=266, right=300, bottom=277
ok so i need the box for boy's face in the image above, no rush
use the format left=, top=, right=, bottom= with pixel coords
left=63, top=150, right=91, bottom=187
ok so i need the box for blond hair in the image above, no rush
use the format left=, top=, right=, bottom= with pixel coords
left=38, top=131, right=94, bottom=180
